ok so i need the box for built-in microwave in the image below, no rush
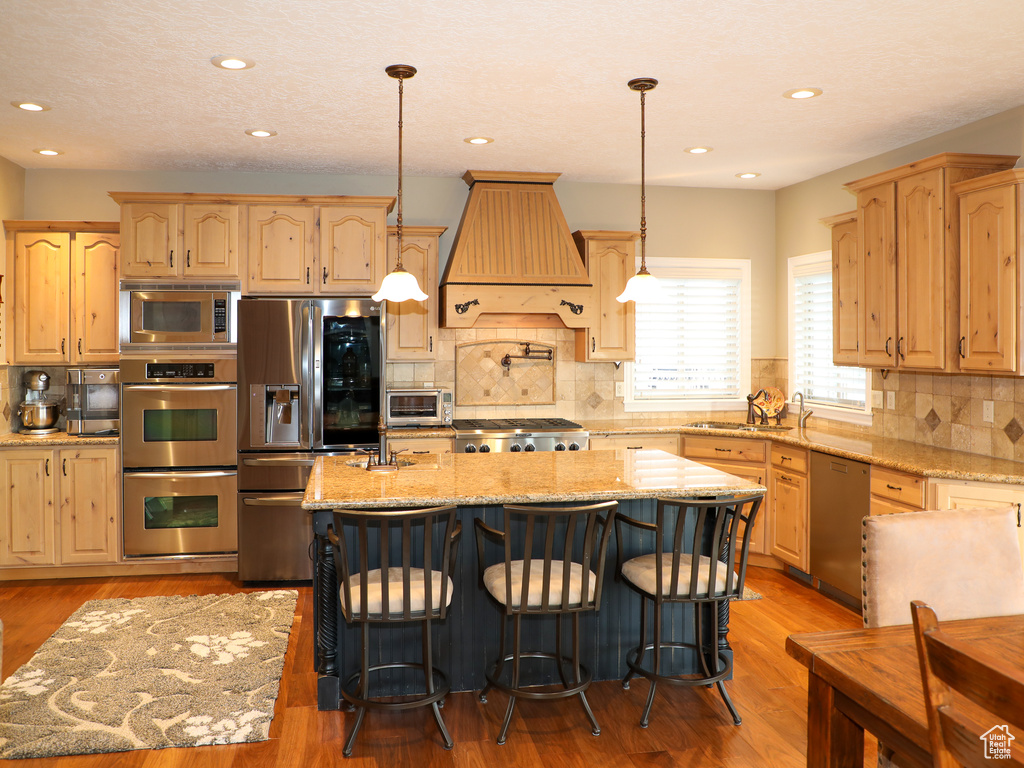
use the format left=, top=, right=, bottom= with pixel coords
left=120, top=285, right=240, bottom=349
left=385, top=388, right=453, bottom=427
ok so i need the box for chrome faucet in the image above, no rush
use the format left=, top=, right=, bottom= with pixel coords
left=792, top=391, right=813, bottom=428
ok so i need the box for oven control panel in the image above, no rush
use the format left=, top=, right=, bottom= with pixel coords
left=146, top=362, right=217, bottom=379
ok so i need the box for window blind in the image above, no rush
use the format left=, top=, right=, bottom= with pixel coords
left=634, top=276, right=742, bottom=400
left=792, top=266, right=866, bottom=408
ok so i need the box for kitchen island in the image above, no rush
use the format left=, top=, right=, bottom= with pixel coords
left=302, top=449, right=765, bottom=710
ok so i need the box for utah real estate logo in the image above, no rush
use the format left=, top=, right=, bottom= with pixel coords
left=981, top=725, right=1015, bottom=759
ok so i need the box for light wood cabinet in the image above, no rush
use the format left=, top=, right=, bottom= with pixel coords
left=821, top=211, right=859, bottom=365
left=386, top=226, right=446, bottom=361
left=844, top=153, right=1017, bottom=371
left=117, top=199, right=239, bottom=280
left=954, top=170, right=1024, bottom=373
left=588, top=434, right=680, bottom=454
left=6, top=223, right=120, bottom=365
left=869, top=465, right=925, bottom=514
left=928, top=479, right=1024, bottom=566
left=683, top=437, right=770, bottom=554
left=319, top=205, right=387, bottom=293
left=0, top=446, right=118, bottom=567
left=572, top=230, right=637, bottom=362
left=247, top=204, right=316, bottom=292
left=387, top=437, right=454, bottom=455
left=769, top=443, right=809, bottom=570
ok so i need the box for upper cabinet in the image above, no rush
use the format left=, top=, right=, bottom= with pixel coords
left=572, top=230, right=638, bottom=362
left=842, top=152, right=1018, bottom=372
left=111, top=193, right=394, bottom=293
left=5, top=222, right=120, bottom=365
left=386, top=225, right=446, bottom=361
left=953, top=169, right=1024, bottom=373
left=821, top=212, right=859, bottom=365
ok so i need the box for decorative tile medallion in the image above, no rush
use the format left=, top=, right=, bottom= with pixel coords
left=1004, top=418, right=1024, bottom=444
left=925, top=408, right=941, bottom=431
left=455, top=339, right=555, bottom=406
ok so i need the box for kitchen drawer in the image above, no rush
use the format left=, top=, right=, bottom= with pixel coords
left=588, top=434, right=680, bottom=454
left=870, top=495, right=922, bottom=517
left=684, top=436, right=766, bottom=463
left=770, top=443, right=808, bottom=474
left=387, top=437, right=453, bottom=455
left=870, top=466, right=925, bottom=509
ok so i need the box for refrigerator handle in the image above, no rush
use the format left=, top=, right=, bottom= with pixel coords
left=309, top=302, right=323, bottom=449
left=300, top=302, right=312, bottom=449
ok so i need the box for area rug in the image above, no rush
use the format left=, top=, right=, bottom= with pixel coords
left=739, top=586, right=763, bottom=601
left=0, top=590, right=297, bottom=759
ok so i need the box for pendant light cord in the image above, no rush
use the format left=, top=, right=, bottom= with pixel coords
left=639, top=85, right=647, bottom=274
left=396, top=72, right=405, bottom=271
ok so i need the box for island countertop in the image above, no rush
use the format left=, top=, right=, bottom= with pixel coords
left=301, top=448, right=765, bottom=510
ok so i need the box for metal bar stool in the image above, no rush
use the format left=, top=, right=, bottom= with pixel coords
left=474, top=500, right=617, bottom=745
left=326, top=505, right=461, bottom=757
left=614, top=493, right=763, bottom=728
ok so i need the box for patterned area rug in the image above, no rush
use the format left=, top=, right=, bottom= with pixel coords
left=0, top=590, right=297, bottom=759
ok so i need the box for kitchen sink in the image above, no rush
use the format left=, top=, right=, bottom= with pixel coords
left=683, top=421, right=792, bottom=432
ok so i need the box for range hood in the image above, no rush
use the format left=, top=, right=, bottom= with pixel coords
left=440, top=171, right=594, bottom=328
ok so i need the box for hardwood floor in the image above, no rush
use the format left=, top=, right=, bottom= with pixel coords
left=0, top=567, right=873, bottom=767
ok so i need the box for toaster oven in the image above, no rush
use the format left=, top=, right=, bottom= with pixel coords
left=385, top=388, right=453, bottom=427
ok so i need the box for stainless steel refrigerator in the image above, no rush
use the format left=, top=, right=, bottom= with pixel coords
left=236, top=297, right=383, bottom=581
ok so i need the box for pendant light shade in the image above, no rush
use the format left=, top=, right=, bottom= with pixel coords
left=372, top=64, right=428, bottom=304
left=617, top=77, right=661, bottom=303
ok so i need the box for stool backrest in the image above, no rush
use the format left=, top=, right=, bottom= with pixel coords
left=328, top=505, right=460, bottom=622
left=496, top=501, right=617, bottom=615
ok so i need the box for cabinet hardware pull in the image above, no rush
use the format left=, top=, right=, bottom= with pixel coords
left=780, top=455, right=791, bottom=462
left=306, top=267, right=310, bottom=284
left=714, top=447, right=731, bottom=452
left=959, top=336, right=966, bottom=358
left=592, top=337, right=596, bottom=353
left=1017, top=503, right=1021, bottom=528
left=45, top=459, right=50, bottom=477
left=62, top=458, right=67, bottom=476
left=169, top=250, right=173, bottom=268
left=885, top=337, right=892, bottom=356
left=186, top=249, right=191, bottom=267
left=61, top=338, right=65, bottom=354
left=780, top=474, right=793, bottom=482
left=897, top=336, right=905, bottom=361
left=627, top=446, right=642, bottom=450
left=429, top=336, right=433, bottom=352
left=322, top=267, right=328, bottom=285
left=886, top=483, right=902, bottom=492
left=412, top=450, right=429, bottom=454
left=78, top=338, right=82, bottom=354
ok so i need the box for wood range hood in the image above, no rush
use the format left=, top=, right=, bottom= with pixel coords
left=439, top=170, right=594, bottom=328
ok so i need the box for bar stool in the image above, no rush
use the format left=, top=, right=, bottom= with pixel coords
left=615, top=494, right=763, bottom=727
left=326, top=505, right=461, bottom=757
left=474, top=500, right=617, bottom=745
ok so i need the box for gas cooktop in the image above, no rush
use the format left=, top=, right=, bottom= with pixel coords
left=452, top=418, right=588, bottom=453
left=451, top=418, right=584, bottom=433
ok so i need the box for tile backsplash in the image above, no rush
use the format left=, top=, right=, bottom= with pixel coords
left=454, top=339, right=555, bottom=407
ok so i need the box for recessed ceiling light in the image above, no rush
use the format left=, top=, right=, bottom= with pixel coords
left=736, top=172, right=761, bottom=179
left=34, top=148, right=62, bottom=156
left=685, top=146, right=712, bottom=154
left=246, top=129, right=277, bottom=138
left=464, top=137, right=494, bottom=145
left=211, top=55, right=254, bottom=70
left=783, top=88, right=822, bottom=100
left=12, top=101, right=51, bottom=112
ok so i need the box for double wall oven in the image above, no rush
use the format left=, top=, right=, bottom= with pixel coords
left=120, top=357, right=238, bottom=557
left=237, top=297, right=383, bottom=582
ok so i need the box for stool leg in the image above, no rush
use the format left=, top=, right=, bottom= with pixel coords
left=572, top=613, right=600, bottom=736
left=623, top=596, right=647, bottom=689
left=342, top=623, right=371, bottom=758
left=481, top=612, right=507, bottom=703
left=555, top=612, right=570, bottom=688
left=709, top=600, right=741, bottom=725
left=421, top=619, right=454, bottom=749
left=695, top=603, right=714, bottom=681
left=639, top=600, right=661, bottom=728
left=496, top=613, right=522, bottom=745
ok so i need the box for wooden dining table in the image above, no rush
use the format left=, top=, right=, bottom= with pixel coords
left=786, top=614, right=1024, bottom=768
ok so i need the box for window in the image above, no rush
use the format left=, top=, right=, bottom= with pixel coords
left=625, top=258, right=750, bottom=411
left=788, top=251, right=869, bottom=421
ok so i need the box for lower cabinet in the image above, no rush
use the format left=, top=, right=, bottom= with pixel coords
left=928, top=479, right=1024, bottom=563
left=386, top=437, right=454, bottom=456
left=769, top=443, right=809, bottom=571
left=588, top=434, right=680, bottom=454
left=869, top=466, right=925, bottom=515
left=0, top=447, right=119, bottom=567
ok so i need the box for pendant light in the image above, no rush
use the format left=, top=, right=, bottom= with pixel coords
left=372, top=65, right=428, bottom=303
left=617, top=77, right=662, bottom=303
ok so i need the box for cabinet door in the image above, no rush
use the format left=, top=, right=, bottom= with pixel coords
left=182, top=204, right=239, bottom=279
left=959, top=184, right=1018, bottom=372
left=247, top=205, right=316, bottom=293
left=0, top=450, right=57, bottom=566
left=857, top=182, right=897, bottom=367
left=58, top=447, right=119, bottom=564
left=319, top=205, right=387, bottom=294
left=770, top=467, right=807, bottom=571
left=700, top=459, right=768, bottom=554
left=831, top=218, right=860, bottom=365
left=72, top=233, right=120, bottom=363
left=930, top=480, right=1024, bottom=566
left=121, top=202, right=179, bottom=278
left=896, top=169, right=946, bottom=370
left=574, top=234, right=636, bottom=362
left=386, top=227, right=440, bottom=360
left=13, top=231, right=70, bottom=363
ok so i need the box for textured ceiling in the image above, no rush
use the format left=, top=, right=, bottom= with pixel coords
left=2, top=0, right=1024, bottom=190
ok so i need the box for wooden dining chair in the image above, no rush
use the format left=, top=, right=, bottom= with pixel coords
left=911, top=601, right=1024, bottom=768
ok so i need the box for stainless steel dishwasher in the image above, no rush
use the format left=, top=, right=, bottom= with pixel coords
left=809, top=451, right=870, bottom=604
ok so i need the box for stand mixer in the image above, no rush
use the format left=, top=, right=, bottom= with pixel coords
left=17, top=370, right=63, bottom=435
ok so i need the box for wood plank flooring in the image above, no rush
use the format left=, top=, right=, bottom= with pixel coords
left=0, top=567, right=875, bottom=767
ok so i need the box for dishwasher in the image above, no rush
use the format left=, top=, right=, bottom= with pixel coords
left=809, top=451, right=870, bottom=604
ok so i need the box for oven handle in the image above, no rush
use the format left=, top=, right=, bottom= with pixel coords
left=122, top=384, right=236, bottom=392
left=242, top=457, right=316, bottom=467
left=242, top=494, right=305, bottom=506
left=124, top=470, right=237, bottom=479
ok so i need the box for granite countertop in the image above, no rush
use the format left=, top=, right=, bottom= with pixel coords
left=302, top=449, right=765, bottom=510
left=0, top=431, right=120, bottom=447
left=587, top=418, right=1024, bottom=485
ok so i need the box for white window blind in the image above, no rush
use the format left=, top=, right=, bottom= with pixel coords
left=790, top=254, right=867, bottom=410
left=630, top=259, right=750, bottom=404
